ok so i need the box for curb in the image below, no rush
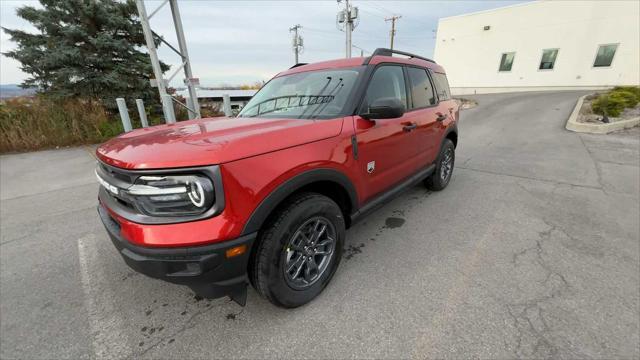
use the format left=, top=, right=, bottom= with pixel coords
left=566, top=94, right=640, bottom=134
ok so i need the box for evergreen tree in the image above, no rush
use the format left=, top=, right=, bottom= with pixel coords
left=2, top=0, right=168, bottom=108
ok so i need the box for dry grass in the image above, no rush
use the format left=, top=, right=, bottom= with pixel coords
left=0, top=96, right=122, bottom=153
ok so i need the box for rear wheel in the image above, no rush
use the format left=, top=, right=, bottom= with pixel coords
left=425, top=139, right=455, bottom=191
left=249, top=193, right=345, bottom=308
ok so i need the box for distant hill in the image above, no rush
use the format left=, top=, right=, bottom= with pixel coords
left=0, top=84, right=37, bottom=99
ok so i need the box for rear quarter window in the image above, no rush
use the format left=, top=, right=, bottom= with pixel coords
left=431, top=72, right=451, bottom=101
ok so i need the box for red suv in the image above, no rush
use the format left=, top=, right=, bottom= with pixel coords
left=96, top=48, right=458, bottom=308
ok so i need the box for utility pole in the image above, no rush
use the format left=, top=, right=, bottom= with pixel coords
left=290, top=24, right=303, bottom=64
left=135, top=0, right=201, bottom=122
left=385, top=15, right=401, bottom=51
left=337, top=0, right=358, bottom=58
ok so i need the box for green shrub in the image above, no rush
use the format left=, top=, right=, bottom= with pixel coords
left=610, top=86, right=639, bottom=107
left=612, top=90, right=639, bottom=108
left=612, top=86, right=640, bottom=100
left=592, top=93, right=627, bottom=117
left=591, top=86, right=640, bottom=117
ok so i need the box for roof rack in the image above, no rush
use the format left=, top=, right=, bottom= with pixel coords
left=289, top=63, right=308, bottom=69
left=362, top=48, right=436, bottom=65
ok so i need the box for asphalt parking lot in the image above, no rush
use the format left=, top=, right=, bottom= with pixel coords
left=1, top=91, right=638, bottom=359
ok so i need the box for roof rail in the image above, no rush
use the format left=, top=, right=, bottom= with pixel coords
left=289, top=63, right=308, bottom=69
left=362, top=48, right=436, bottom=65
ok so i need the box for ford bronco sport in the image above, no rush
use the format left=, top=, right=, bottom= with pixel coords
left=96, top=48, right=458, bottom=308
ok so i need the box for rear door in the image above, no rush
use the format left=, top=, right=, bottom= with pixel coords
left=430, top=70, right=458, bottom=145
left=353, top=64, right=425, bottom=202
left=401, top=66, right=442, bottom=165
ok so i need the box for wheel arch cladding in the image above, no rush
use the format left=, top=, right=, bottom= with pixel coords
left=241, top=168, right=358, bottom=235
left=445, top=127, right=458, bottom=148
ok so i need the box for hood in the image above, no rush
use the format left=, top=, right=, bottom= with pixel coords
left=96, top=116, right=345, bottom=169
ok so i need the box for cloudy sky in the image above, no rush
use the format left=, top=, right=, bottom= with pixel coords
left=0, top=0, right=525, bottom=87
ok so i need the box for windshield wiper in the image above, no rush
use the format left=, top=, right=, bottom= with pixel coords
left=306, top=78, right=345, bottom=119
left=242, top=94, right=335, bottom=117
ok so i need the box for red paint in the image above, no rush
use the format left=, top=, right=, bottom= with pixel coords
left=97, top=55, right=458, bottom=248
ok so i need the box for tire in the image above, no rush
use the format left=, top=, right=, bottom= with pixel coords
left=425, top=139, right=455, bottom=191
left=249, top=192, right=345, bottom=308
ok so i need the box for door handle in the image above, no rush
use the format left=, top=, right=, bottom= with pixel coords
left=402, top=123, right=417, bottom=132
left=436, top=113, right=447, bottom=121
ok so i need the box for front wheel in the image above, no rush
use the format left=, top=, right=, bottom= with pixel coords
left=249, top=193, right=345, bottom=308
left=425, top=139, right=455, bottom=191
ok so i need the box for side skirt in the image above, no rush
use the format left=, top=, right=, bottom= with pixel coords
left=349, top=164, right=435, bottom=225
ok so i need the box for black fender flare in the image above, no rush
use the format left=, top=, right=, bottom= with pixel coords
left=442, top=123, right=458, bottom=149
left=241, top=168, right=359, bottom=236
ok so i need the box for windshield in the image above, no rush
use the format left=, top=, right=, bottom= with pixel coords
left=238, top=68, right=361, bottom=119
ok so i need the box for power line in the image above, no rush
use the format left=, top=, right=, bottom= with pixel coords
left=362, top=2, right=394, bottom=16
left=304, top=27, right=343, bottom=36
left=357, top=6, right=386, bottom=20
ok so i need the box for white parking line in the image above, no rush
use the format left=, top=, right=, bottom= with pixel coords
left=77, top=234, right=130, bottom=359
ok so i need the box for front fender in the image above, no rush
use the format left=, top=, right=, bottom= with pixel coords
left=241, top=168, right=358, bottom=235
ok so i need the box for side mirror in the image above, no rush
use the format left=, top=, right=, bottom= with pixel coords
left=360, top=97, right=406, bottom=120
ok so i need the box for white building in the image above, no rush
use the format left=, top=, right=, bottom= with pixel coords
left=433, top=0, right=640, bottom=95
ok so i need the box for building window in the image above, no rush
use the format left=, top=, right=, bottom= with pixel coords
left=498, top=52, right=515, bottom=72
left=539, top=49, right=559, bottom=70
left=593, top=44, right=618, bottom=67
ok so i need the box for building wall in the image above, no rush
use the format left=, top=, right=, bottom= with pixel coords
left=433, top=0, right=640, bottom=95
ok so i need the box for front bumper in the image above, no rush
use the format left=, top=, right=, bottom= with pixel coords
left=98, top=204, right=256, bottom=305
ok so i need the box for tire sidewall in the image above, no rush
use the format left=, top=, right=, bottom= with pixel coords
left=262, top=196, right=345, bottom=307
left=433, top=139, right=455, bottom=189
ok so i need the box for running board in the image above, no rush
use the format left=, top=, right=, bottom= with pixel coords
left=350, top=164, right=435, bottom=225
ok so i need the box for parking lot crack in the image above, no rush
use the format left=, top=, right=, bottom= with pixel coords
left=508, top=220, right=572, bottom=358
left=578, top=134, right=607, bottom=192
left=458, top=166, right=602, bottom=191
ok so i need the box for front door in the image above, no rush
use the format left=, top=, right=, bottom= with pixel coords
left=353, top=65, right=425, bottom=203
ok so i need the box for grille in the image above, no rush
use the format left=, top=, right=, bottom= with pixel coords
left=100, top=163, right=135, bottom=183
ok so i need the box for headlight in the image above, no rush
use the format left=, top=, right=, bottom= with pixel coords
left=127, top=174, right=215, bottom=217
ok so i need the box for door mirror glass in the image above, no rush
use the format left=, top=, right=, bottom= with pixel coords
left=361, top=97, right=405, bottom=119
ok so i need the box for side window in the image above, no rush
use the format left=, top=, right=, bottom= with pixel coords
left=364, top=65, right=407, bottom=109
left=431, top=72, right=451, bottom=101
left=407, top=67, right=436, bottom=108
